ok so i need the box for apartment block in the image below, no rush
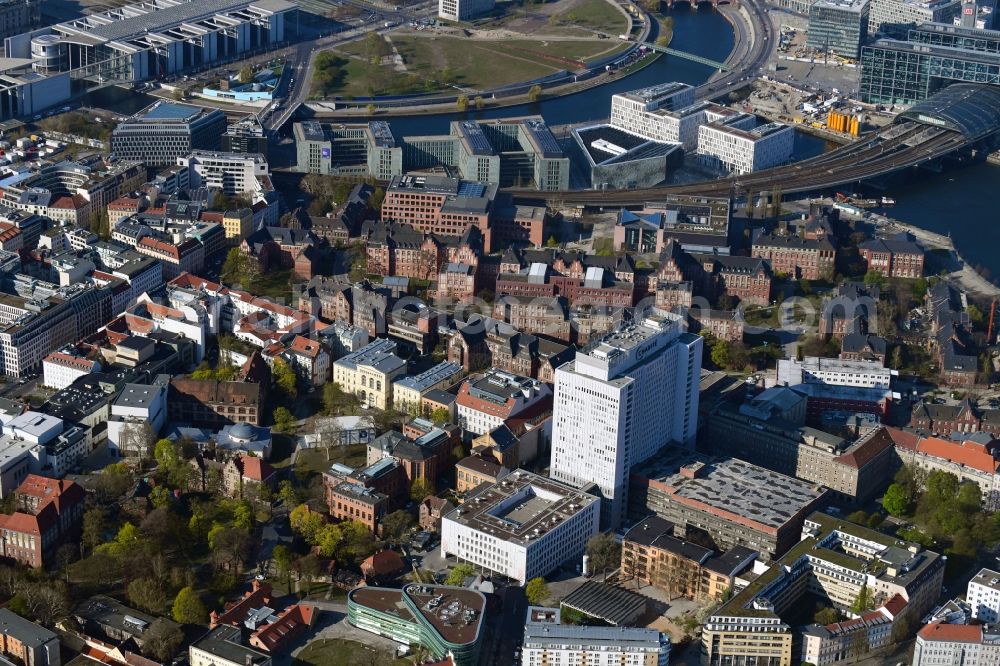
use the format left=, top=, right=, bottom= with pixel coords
left=621, top=515, right=758, bottom=602
left=0, top=608, right=60, bottom=666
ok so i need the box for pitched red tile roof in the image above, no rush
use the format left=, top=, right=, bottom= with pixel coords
left=240, top=455, right=276, bottom=483
left=917, top=623, right=982, bottom=643
left=917, top=436, right=999, bottom=474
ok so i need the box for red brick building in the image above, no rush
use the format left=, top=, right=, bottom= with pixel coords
left=752, top=232, right=836, bottom=280
left=693, top=254, right=772, bottom=307
left=0, top=475, right=85, bottom=568
left=859, top=236, right=924, bottom=278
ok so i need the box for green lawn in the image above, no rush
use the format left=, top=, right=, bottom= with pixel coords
left=295, top=444, right=369, bottom=476
left=392, top=36, right=561, bottom=90
left=556, top=0, right=629, bottom=34
left=294, top=639, right=399, bottom=666
left=485, top=38, right=627, bottom=64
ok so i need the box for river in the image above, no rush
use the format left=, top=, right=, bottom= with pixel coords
left=873, top=162, right=1000, bottom=282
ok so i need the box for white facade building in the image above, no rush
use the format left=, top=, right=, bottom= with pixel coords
left=777, top=356, right=895, bottom=389
left=550, top=310, right=702, bottom=528
left=106, top=383, right=167, bottom=457
left=697, top=119, right=795, bottom=175
left=438, top=0, right=495, bottom=22
left=0, top=437, right=42, bottom=498
left=967, top=567, right=1000, bottom=623
left=868, top=0, right=961, bottom=33
left=912, top=623, right=1000, bottom=666
left=521, top=607, right=670, bottom=666
left=177, top=151, right=269, bottom=195
left=42, top=350, right=99, bottom=389
left=610, top=83, right=696, bottom=143
left=440, top=470, right=599, bottom=585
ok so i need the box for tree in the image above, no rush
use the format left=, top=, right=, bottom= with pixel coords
left=525, top=577, right=549, bottom=604
left=546, top=235, right=559, bottom=248
left=82, top=507, right=106, bottom=553
left=456, top=95, right=469, bottom=112
left=863, top=269, right=885, bottom=287
left=290, top=504, right=325, bottom=543
left=323, top=381, right=357, bottom=415
left=410, top=478, right=435, bottom=503
left=221, top=247, right=248, bottom=285
left=119, top=421, right=156, bottom=464
left=474, top=95, right=484, bottom=110
left=142, top=618, right=184, bottom=661
left=272, top=407, right=296, bottom=433
left=710, top=339, right=730, bottom=368
left=172, top=587, right=208, bottom=625
left=445, top=563, right=475, bottom=586
left=850, top=583, right=872, bottom=614
left=369, top=187, right=386, bottom=212
left=238, top=66, right=254, bottom=84
left=586, top=533, right=621, bottom=581
left=381, top=510, right=415, bottom=545
left=883, top=482, right=910, bottom=517
left=814, top=607, right=840, bottom=625
left=128, top=578, right=167, bottom=613
left=273, top=358, right=298, bottom=398
left=656, top=35, right=669, bottom=47
left=430, top=407, right=451, bottom=426
left=277, top=479, right=300, bottom=506
left=527, top=85, right=542, bottom=102
left=273, top=544, right=294, bottom=591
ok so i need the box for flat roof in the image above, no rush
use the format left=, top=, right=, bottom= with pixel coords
left=523, top=618, right=666, bottom=650
left=395, top=361, right=462, bottom=392
left=192, top=625, right=270, bottom=666
left=969, top=567, right=1000, bottom=592
left=443, top=469, right=596, bottom=546
left=633, top=443, right=827, bottom=531
left=350, top=584, right=486, bottom=647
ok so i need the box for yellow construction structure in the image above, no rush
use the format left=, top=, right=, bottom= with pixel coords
left=826, top=110, right=861, bottom=136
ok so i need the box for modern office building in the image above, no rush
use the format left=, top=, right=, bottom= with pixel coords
left=629, top=444, right=828, bottom=561
left=967, top=567, right=1000, bottom=623
left=521, top=606, right=671, bottom=666
left=609, top=83, right=697, bottom=144
left=111, top=102, right=227, bottom=167
left=438, top=0, right=496, bottom=22
left=222, top=115, right=269, bottom=157
left=348, top=584, right=486, bottom=666
left=293, top=121, right=402, bottom=180
left=440, top=469, right=599, bottom=585
left=868, top=0, right=960, bottom=35
left=808, top=0, right=871, bottom=58
left=860, top=33, right=1000, bottom=103
left=697, top=118, right=795, bottom=175
left=550, top=310, right=702, bottom=528
left=178, top=151, right=269, bottom=195
left=614, top=195, right=732, bottom=255
left=0, top=0, right=39, bottom=42
left=702, top=512, right=945, bottom=666
left=912, top=623, right=1000, bottom=666
left=570, top=123, right=684, bottom=189
left=293, top=117, right=569, bottom=190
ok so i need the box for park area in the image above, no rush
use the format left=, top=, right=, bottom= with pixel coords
left=310, top=0, right=633, bottom=99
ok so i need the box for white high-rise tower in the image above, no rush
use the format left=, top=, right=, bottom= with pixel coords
left=549, top=310, right=702, bottom=528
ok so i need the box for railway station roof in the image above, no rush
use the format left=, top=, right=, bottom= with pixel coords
left=897, top=84, right=1000, bottom=140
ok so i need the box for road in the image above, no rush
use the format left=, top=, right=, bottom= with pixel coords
left=263, top=1, right=439, bottom=132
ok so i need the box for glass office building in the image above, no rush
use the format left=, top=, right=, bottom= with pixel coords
left=808, top=0, right=871, bottom=58
left=860, top=23, right=1000, bottom=103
